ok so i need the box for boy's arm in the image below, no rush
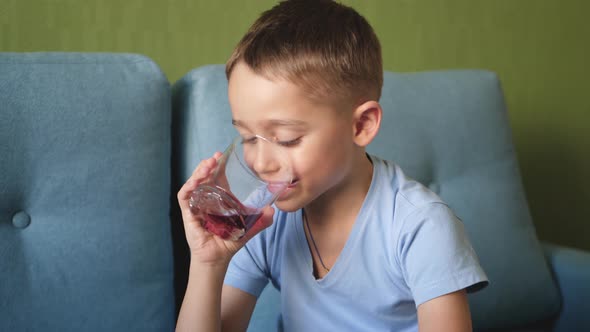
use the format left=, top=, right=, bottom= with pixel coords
left=175, top=154, right=271, bottom=332
left=220, top=285, right=258, bottom=331
left=176, top=262, right=257, bottom=332
left=176, top=262, right=226, bottom=332
left=417, top=289, right=472, bottom=332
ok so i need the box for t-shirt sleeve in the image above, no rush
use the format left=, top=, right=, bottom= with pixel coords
left=397, top=202, right=489, bottom=307
left=224, top=233, right=270, bottom=298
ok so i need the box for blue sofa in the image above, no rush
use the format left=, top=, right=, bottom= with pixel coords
left=1, top=53, right=589, bottom=331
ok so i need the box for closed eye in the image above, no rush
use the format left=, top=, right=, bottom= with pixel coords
left=241, top=135, right=302, bottom=147
left=277, top=137, right=301, bottom=147
left=240, top=136, right=258, bottom=145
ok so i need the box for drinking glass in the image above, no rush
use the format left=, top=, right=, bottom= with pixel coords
left=189, top=136, right=292, bottom=241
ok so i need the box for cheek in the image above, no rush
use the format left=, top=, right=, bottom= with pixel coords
left=291, top=141, right=347, bottom=178
left=289, top=122, right=352, bottom=177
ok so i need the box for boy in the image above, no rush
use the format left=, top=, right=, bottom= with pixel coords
left=177, top=0, right=488, bottom=331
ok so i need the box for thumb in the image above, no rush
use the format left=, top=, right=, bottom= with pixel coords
left=238, top=206, right=275, bottom=244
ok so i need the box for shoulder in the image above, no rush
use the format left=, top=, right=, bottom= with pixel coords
left=364, top=156, right=463, bottom=255
left=369, top=155, right=447, bottom=215
left=368, top=155, right=463, bottom=249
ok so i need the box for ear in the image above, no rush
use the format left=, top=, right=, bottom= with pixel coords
left=351, top=100, right=382, bottom=147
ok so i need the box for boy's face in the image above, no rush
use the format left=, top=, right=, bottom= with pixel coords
left=228, top=63, right=360, bottom=212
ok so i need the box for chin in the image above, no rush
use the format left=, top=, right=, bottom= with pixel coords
left=274, top=198, right=303, bottom=213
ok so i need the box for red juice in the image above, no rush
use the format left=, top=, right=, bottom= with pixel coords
left=201, top=212, right=263, bottom=241
left=189, top=185, right=262, bottom=241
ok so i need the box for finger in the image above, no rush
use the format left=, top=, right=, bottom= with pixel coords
left=179, top=162, right=214, bottom=204
left=177, top=169, right=212, bottom=219
left=177, top=182, right=199, bottom=225
left=177, top=192, right=213, bottom=239
left=181, top=207, right=206, bottom=231
left=178, top=154, right=222, bottom=230
left=177, top=178, right=199, bottom=206
left=191, top=153, right=222, bottom=179
left=179, top=164, right=211, bottom=200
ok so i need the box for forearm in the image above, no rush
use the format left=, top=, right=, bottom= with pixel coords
left=176, top=261, right=229, bottom=332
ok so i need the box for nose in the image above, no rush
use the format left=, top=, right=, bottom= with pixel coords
left=249, top=141, right=281, bottom=178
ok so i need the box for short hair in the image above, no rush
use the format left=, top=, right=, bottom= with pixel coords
left=226, top=0, right=383, bottom=104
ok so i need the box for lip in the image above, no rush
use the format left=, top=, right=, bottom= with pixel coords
left=276, top=180, right=297, bottom=200
left=265, top=179, right=295, bottom=194
left=287, top=179, right=299, bottom=189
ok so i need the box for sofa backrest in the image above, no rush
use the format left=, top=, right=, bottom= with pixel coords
left=0, top=53, right=175, bottom=331
left=170, top=65, right=561, bottom=330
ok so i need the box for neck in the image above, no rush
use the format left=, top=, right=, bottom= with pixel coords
left=305, top=153, right=373, bottom=227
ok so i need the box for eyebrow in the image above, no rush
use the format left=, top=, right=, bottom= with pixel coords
left=232, top=119, right=307, bottom=128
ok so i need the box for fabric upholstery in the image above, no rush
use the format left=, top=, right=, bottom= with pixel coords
left=0, top=53, right=175, bottom=331
left=543, top=244, right=590, bottom=332
left=170, top=65, right=561, bottom=331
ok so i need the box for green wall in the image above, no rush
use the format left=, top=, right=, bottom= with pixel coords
left=2, top=0, right=588, bottom=250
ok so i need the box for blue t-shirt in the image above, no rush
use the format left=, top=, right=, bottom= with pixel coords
left=225, top=155, right=488, bottom=331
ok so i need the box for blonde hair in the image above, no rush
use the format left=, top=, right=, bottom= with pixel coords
left=226, top=0, right=383, bottom=103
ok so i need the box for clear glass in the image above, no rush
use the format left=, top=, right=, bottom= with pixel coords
left=189, top=136, right=292, bottom=241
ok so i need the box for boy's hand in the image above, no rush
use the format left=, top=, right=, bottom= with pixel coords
left=177, top=152, right=275, bottom=267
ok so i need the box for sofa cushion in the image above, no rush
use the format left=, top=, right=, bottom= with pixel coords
left=0, top=53, right=175, bottom=331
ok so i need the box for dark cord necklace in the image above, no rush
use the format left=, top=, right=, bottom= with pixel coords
left=302, top=209, right=330, bottom=272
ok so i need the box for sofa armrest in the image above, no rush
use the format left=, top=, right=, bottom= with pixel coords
left=543, top=243, right=590, bottom=332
